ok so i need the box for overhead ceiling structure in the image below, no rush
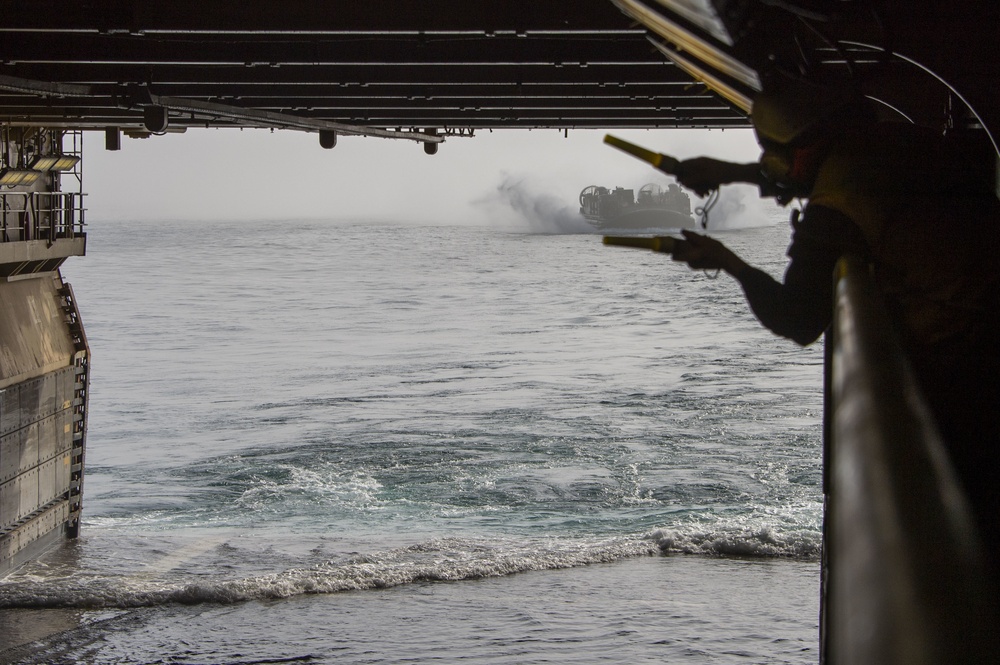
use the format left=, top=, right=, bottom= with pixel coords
left=0, top=0, right=751, bottom=143
left=1, top=1, right=998, bottom=155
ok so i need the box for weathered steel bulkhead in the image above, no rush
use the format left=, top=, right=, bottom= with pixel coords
left=0, top=277, right=89, bottom=576
left=0, top=129, right=88, bottom=576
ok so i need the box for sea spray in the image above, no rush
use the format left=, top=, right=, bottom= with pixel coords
left=0, top=524, right=820, bottom=609
left=475, top=173, right=596, bottom=234
left=0, top=537, right=662, bottom=608
left=477, top=173, right=780, bottom=234
left=698, top=183, right=784, bottom=230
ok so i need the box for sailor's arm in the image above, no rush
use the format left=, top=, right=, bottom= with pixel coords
left=672, top=206, right=864, bottom=346
left=672, top=228, right=831, bottom=345
left=601, top=136, right=776, bottom=199
left=670, top=229, right=750, bottom=276
left=735, top=254, right=833, bottom=346
left=737, top=206, right=869, bottom=345
left=675, top=158, right=767, bottom=197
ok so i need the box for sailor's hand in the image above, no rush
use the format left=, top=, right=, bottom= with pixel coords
left=675, top=158, right=735, bottom=197
left=675, top=159, right=764, bottom=197
left=672, top=230, right=749, bottom=276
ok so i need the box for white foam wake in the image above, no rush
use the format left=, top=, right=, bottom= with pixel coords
left=0, top=525, right=820, bottom=609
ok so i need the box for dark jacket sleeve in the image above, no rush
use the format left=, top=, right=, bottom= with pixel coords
left=733, top=205, right=867, bottom=346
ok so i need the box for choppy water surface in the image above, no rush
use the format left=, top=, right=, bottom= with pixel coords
left=0, top=213, right=823, bottom=663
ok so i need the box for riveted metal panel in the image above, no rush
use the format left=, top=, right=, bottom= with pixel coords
left=0, top=500, right=71, bottom=575
left=0, top=385, right=18, bottom=435
left=56, top=409, right=73, bottom=457
left=20, top=513, right=39, bottom=545
left=57, top=452, right=71, bottom=494
left=16, top=378, right=40, bottom=429
left=0, top=277, right=84, bottom=575
left=0, top=475, right=19, bottom=526
left=37, top=372, right=58, bottom=421
left=37, top=457, right=57, bottom=506
left=0, top=430, right=17, bottom=484
left=0, top=529, right=12, bottom=561
left=17, top=466, right=37, bottom=522
left=56, top=366, right=74, bottom=412
left=36, top=414, right=55, bottom=463
left=37, top=506, right=56, bottom=539
left=18, top=422, right=38, bottom=475
left=0, top=383, right=77, bottom=535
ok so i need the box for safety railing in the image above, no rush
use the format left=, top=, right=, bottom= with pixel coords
left=821, top=256, right=1000, bottom=664
left=1, top=191, right=86, bottom=243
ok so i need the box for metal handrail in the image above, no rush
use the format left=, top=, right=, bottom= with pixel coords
left=821, top=256, right=1000, bottom=663
left=0, top=191, right=86, bottom=242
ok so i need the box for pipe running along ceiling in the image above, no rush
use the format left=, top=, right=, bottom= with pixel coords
left=0, top=1, right=997, bottom=151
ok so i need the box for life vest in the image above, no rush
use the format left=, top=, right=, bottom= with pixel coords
left=807, top=123, right=1000, bottom=355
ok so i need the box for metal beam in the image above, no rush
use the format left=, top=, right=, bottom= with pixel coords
left=0, top=32, right=661, bottom=66
left=0, top=1, right=753, bottom=132
left=826, top=256, right=1000, bottom=664
left=0, top=74, right=443, bottom=140
left=0, top=0, right=632, bottom=33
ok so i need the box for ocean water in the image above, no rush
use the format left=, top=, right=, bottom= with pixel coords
left=0, top=209, right=824, bottom=663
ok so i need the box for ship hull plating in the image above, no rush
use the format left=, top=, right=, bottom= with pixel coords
left=0, top=274, right=88, bottom=576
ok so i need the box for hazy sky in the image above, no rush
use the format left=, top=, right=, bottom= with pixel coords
left=82, top=126, right=771, bottom=226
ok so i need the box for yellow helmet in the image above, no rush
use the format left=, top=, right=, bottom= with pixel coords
left=751, top=77, right=871, bottom=194
left=752, top=77, right=869, bottom=147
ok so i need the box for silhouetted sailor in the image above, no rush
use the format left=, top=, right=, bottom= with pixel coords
left=670, top=75, right=1000, bottom=561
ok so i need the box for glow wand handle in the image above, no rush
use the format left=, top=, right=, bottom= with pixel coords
left=603, top=135, right=681, bottom=175
left=602, top=235, right=678, bottom=254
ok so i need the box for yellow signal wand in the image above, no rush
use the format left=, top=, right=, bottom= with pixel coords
left=603, top=134, right=681, bottom=176
left=602, top=235, right=678, bottom=253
